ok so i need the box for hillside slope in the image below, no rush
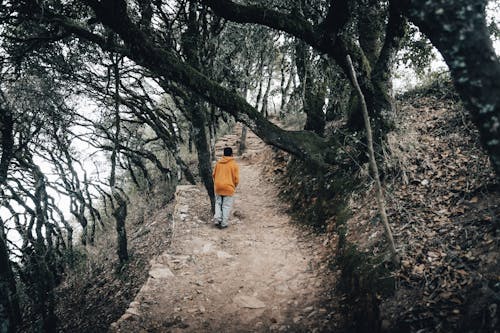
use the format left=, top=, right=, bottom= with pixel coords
left=330, top=91, right=499, bottom=332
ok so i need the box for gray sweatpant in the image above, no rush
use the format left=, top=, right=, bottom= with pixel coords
left=214, top=195, right=234, bottom=227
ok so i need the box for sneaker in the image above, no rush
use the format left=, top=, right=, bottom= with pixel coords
left=218, top=224, right=228, bottom=229
left=214, top=219, right=221, bottom=226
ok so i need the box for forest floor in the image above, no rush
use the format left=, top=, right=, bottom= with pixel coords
left=109, top=129, right=336, bottom=333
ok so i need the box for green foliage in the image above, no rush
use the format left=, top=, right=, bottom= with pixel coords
left=397, top=24, right=435, bottom=76
left=399, top=70, right=459, bottom=100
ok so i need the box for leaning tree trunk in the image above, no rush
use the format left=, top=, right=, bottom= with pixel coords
left=32, top=164, right=57, bottom=333
left=188, top=98, right=216, bottom=213
left=181, top=0, right=215, bottom=213
left=111, top=56, right=129, bottom=264
left=406, top=0, right=500, bottom=177
left=295, top=40, right=326, bottom=136
left=0, top=107, right=21, bottom=333
left=0, top=227, right=21, bottom=333
left=112, top=190, right=128, bottom=263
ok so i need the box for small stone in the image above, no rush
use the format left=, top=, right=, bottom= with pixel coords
left=233, top=295, right=266, bottom=309
left=149, top=264, right=175, bottom=279
left=303, top=306, right=314, bottom=313
left=293, top=316, right=302, bottom=323
left=216, top=251, right=233, bottom=259
left=126, top=307, right=140, bottom=316
left=199, top=305, right=206, bottom=313
left=121, top=313, right=133, bottom=321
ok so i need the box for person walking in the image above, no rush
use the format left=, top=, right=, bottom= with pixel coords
left=212, top=147, right=239, bottom=229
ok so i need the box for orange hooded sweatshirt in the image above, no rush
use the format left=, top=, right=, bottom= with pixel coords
left=212, top=156, right=239, bottom=196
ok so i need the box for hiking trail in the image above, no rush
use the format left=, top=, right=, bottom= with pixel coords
left=110, top=127, right=332, bottom=333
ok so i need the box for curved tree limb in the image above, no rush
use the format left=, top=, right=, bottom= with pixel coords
left=81, top=0, right=332, bottom=169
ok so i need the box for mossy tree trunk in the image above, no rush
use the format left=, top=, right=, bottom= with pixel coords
left=112, top=190, right=128, bottom=263
left=347, top=0, right=403, bottom=147
left=111, top=56, right=129, bottom=264
left=32, top=163, right=57, bottom=333
left=295, top=40, right=326, bottom=136
left=189, top=99, right=216, bottom=213
left=0, top=107, right=21, bottom=333
left=182, top=0, right=216, bottom=213
left=0, top=227, right=21, bottom=333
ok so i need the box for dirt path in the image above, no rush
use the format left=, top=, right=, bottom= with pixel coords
left=110, top=129, right=329, bottom=333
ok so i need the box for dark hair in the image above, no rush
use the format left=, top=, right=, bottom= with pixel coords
left=223, top=147, right=233, bottom=156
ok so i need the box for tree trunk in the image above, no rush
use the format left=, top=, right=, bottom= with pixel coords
left=32, top=165, right=57, bottom=333
left=0, top=108, right=20, bottom=333
left=238, top=126, right=247, bottom=156
left=0, top=226, right=21, bottom=333
left=295, top=40, right=326, bottom=136
left=261, top=62, right=274, bottom=118
left=407, top=0, right=500, bottom=177
left=209, top=120, right=216, bottom=162
left=189, top=99, right=216, bottom=213
left=279, top=60, right=295, bottom=118
left=112, top=190, right=128, bottom=263
left=347, top=0, right=396, bottom=143
left=111, top=57, right=129, bottom=264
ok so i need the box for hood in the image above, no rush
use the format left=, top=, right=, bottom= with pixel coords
left=219, top=156, right=234, bottom=164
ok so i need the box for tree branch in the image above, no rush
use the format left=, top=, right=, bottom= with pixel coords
left=201, top=0, right=320, bottom=48
left=82, top=0, right=332, bottom=169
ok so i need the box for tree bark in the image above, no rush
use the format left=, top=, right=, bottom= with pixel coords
left=111, top=56, right=129, bottom=264
left=295, top=40, right=326, bottom=136
left=181, top=0, right=215, bottom=213
left=188, top=99, right=216, bottom=213
left=112, top=190, right=128, bottom=263
left=261, top=62, right=274, bottom=118
left=0, top=225, right=21, bottom=333
left=0, top=107, right=21, bottom=333
left=238, top=126, right=247, bottom=156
